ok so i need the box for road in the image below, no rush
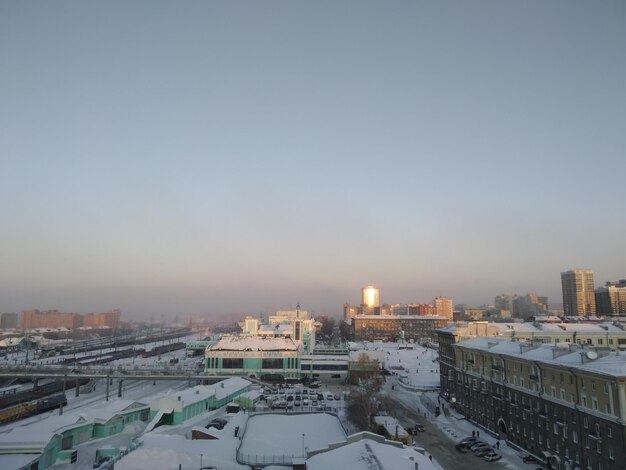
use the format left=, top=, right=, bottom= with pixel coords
left=387, top=394, right=508, bottom=470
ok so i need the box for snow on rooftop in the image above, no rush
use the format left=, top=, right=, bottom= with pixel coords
left=307, top=437, right=434, bottom=470
left=0, top=454, right=40, bottom=469
left=456, top=338, right=626, bottom=376
left=238, top=413, right=346, bottom=458
left=373, top=415, right=408, bottom=436
left=0, top=413, right=90, bottom=447
left=117, top=413, right=249, bottom=470
left=213, top=377, right=250, bottom=400
left=208, top=335, right=301, bottom=351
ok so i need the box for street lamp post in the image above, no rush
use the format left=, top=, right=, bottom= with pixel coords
left=302, top=433, right=305, bottom=457
left=199, top=453, right=203, bottom=470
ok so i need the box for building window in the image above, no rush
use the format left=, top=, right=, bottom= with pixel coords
left=560, top=389, right=566, bottom=400
left=222, top=358, right=244, bottom=369
left=607, top=426, right=612, bottom=438
left=609, top=447, right=614, bottom=460
left=592, top=381, right=596, bottom=391
left=582, top=395, right=587, bottom=408
left=573, top=431, right=578, bottom=443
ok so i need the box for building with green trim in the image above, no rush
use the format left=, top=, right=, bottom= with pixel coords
left=0, top=400, right=149, bottom=470
left=205, top=336, right=302, bottom=380
left=147, top=377, right=251, bottom=428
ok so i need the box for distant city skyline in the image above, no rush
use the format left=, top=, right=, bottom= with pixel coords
left=1, top=2, right=624, bottom=319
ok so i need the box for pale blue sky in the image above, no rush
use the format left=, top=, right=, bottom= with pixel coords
left=1, top=1, right=625, bottom=318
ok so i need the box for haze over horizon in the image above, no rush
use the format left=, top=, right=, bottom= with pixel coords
left=1, top=1, right=625, bottom=320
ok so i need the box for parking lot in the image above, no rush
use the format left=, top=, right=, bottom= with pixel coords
left=262, top=385, right=345, bottom=413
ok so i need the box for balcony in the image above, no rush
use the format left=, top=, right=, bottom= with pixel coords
left=529, top=374, right=539, bottom=381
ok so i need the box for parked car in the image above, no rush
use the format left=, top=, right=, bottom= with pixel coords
left=482, top=451, right=501, bottom=462
left=522, top=455, right=538, bottom=464
left=94, top=456, right=114, bottom=470
left=317, top=393, right=324, bottom=400
left=414, top=424, right=425, bottom=432
left=303, top=398, right=309, bottom=406
left=455, top=444, right=469, bottom=453
left=326, top=393, right=334, bottom=400
left=475, top=447, right=495, bottom=457
left=458, top=437, right=478, bottom=448
left=206, top=418, right=227, bottom=429
left=470, top=442, right=490, bottom=452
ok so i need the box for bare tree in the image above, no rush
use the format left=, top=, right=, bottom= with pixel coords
left=346, top=368, right=381, bottom=431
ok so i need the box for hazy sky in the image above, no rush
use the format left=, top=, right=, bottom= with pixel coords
left=1, top=1, right=625, bottom=319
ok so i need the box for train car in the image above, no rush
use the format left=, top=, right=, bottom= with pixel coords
left=37, top=393, right=67, bottom=413
left=0, top=401, right=37, bottom=424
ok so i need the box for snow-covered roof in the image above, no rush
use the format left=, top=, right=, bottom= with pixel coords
left=373, top=415, right=408, bottom=437
left=0, top=413, right=91, bottom=449
left=307, top=435, right=434, bottom=470
left=208, top=335, right=301, bottom=351
left=455, top=338, right=626, bottom=377
left=212, top=377, right=250, bottom=400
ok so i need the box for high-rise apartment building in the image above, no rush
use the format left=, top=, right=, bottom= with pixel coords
left=596, top=281, right=626, bottom=315
left=433, top=296, right=453, bottom=320
left=343, top=303, right=360, bottom=320
left=361, top=286, right=380, bottom=308
left=0, top=313, right=18, bottom=330
left=561, top=269, right=596, bottom=316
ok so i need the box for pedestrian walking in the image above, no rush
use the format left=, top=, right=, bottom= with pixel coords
left=429, top=455, right=433, bottom=461
left=477, top=430, right=480, bottom=437
left=496, top=441, right=500, bottom=449
left=472, top=431, right=475, bottom=437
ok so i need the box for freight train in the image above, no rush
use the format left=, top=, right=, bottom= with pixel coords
left=0, top=393, right=67, bottom=424
left=141, top=342, right=185, bottom=358
left=0, top=379, right=88, bottom=409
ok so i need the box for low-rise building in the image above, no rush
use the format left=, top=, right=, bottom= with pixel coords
left=205, top=336, right=302, bottom=380
left=352, top=315, right=449, bottom=342
left=0, top=400, right=148, bottom=470
left=148, top=377, right=251, bottom=429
